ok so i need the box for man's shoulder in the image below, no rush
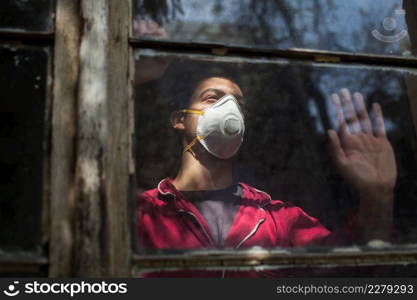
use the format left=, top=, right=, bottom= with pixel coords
left=240, top=183, right=318, bottom=222
left=137, top=187, right=159, bottom=199
left=137, top=178, right=175, bottom=202
left=238, top=182, right=285, bottom=207
left=136, top=186, right=166, bottom=208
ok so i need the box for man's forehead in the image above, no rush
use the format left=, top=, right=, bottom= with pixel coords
left=195, top=77, right=243, bottom=96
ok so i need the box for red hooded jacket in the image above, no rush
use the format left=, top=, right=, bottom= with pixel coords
left=136, top=178, right=349, bottom=277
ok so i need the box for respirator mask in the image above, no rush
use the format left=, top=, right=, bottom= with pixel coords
left=180, top=94, right=245, bottom=159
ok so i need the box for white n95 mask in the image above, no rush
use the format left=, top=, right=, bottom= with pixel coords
left=180, top=94, right=245, bottom=159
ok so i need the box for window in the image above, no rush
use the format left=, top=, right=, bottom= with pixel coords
left=135, top=51, right=417, bottom=242
left=0, top=0, right=54, bottom=32
left=132, top=0, right=417, bottom=277
left=0, top=0, right=54, bottom=276
left=132, top=0, right=415, bottom=57
left=1, top=0, right=417, bottom=278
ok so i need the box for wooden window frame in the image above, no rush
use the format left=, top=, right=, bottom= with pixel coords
left=1, top=0, right=132, bottom=277
left=49, top=0, right=132, bottom=277
left=2, top=0, right=417, bottom=277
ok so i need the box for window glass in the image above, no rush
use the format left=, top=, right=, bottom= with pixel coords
left=0, top=45, right=49, bottom=253
left=134, top=50, right=417, bottom=253
left=132, top=0, right=417, bottom=57
left=0, top=0, right=54, bottom=33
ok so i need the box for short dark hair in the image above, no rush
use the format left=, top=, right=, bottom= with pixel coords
left=159, top=60, right=242, bottom=113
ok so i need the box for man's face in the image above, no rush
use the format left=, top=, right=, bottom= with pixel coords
left=188, top=77, right=244, bottom=110
left=182, top=77, right=244, bottom=141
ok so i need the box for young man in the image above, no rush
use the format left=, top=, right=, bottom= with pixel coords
left=136, top=76, right=397, bottom=275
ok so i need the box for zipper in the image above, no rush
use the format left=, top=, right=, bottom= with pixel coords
left=180, top=207, right=266, bottom=277
left=222, top=217, right=265, bottom=278
left=235, top=218, right=265, bottom=249
left=221, top=269, right=226, bottom=278
left=178, top=209, right=214, bottom=246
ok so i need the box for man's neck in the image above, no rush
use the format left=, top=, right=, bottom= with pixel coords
left=172, top=149, right=234, bottom=191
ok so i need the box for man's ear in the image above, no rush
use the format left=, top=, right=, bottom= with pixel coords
left=170, top=111, right=185, bottom=130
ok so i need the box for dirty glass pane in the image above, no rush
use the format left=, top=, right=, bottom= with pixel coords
left=134, top=50, right=417, bottom=255
left=0, top=0, right=54, bottom=32
left=0, top=45, right=49, bottom=253
left=132, top=0, right=417, bottom=57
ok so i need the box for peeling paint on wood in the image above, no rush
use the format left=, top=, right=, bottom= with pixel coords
left=49, top=0, right=81, bottom=277
left=50, top=0, right=131, bottom=277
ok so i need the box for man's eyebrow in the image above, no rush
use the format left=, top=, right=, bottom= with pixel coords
left=199, top=88, right=243, bottom=100
left=199, top=88, right=225, bottom=98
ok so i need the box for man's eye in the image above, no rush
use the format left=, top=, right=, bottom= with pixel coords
left=205, top=95, right=219, bottom=102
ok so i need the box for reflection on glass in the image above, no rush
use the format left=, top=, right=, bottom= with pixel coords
left=134, top=51, right=417, bottom=259
left=0, top=0, right=54, bottom=32
left=0, top=45, right=49, bottom=252
left=133, top=0, right=417, bottom=57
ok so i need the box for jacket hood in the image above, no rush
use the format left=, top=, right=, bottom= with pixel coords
left=156, top=177, right=272, bottom=207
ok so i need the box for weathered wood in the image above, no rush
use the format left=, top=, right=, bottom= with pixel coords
left=404, top=2, right=417, bottom=158
left=404, top=0, right=417, bottom=56
left=49, top=0, right=131, bottom=277
left=405, top=73, right=417, bottom=162
left=73, top=0, right=131, bottom=276
left=0, top=254, right=48, bottom=274
left=74, top=0, right=109, bottom=277
left=128, top=39, right=417, bottom=68
left=104, top=0, right=131, bottom=277
left=132, top=247, right=417, bottom=271
left=49, top=0, right=81, bottom=277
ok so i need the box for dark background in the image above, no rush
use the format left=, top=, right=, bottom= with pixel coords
left=0, top=0, right=54, bottom=33
left=0, top=46, right=48, bottom=252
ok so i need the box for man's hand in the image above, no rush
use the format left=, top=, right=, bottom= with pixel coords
left=327, top=88, right=397, bottom=194
left=133, top=18, right=171, bottom=85
left=134, top=18, right=168, bottom=38
left=327, top=88, right=397, bottom=243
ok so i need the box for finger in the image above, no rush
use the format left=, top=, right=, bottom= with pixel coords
left=331, top=93, right=350, bottom=138
left=331, top=93, right=344, bottom=129
left=140, top=20, right=155, bottom=36
left=133, top=19, right=141, bottom=33
left=373, top=103, right=387, bottom=138
left=353, top=92, right=372, bottom=134
left=327, top=129, right=347, bottom=166
left=155, top=27, right=167, bottom=37
left=340, top=88, right=361, bottom=134
left=147, top=20, right=159, bottom=33
left=137, top=20, right=147, bottom=35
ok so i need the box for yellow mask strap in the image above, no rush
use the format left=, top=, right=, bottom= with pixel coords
left=179, top=109, right=204, bottom=115
left=183, top=135, right=204, bottom=153
left=179, top=109, right=204, bottom=153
